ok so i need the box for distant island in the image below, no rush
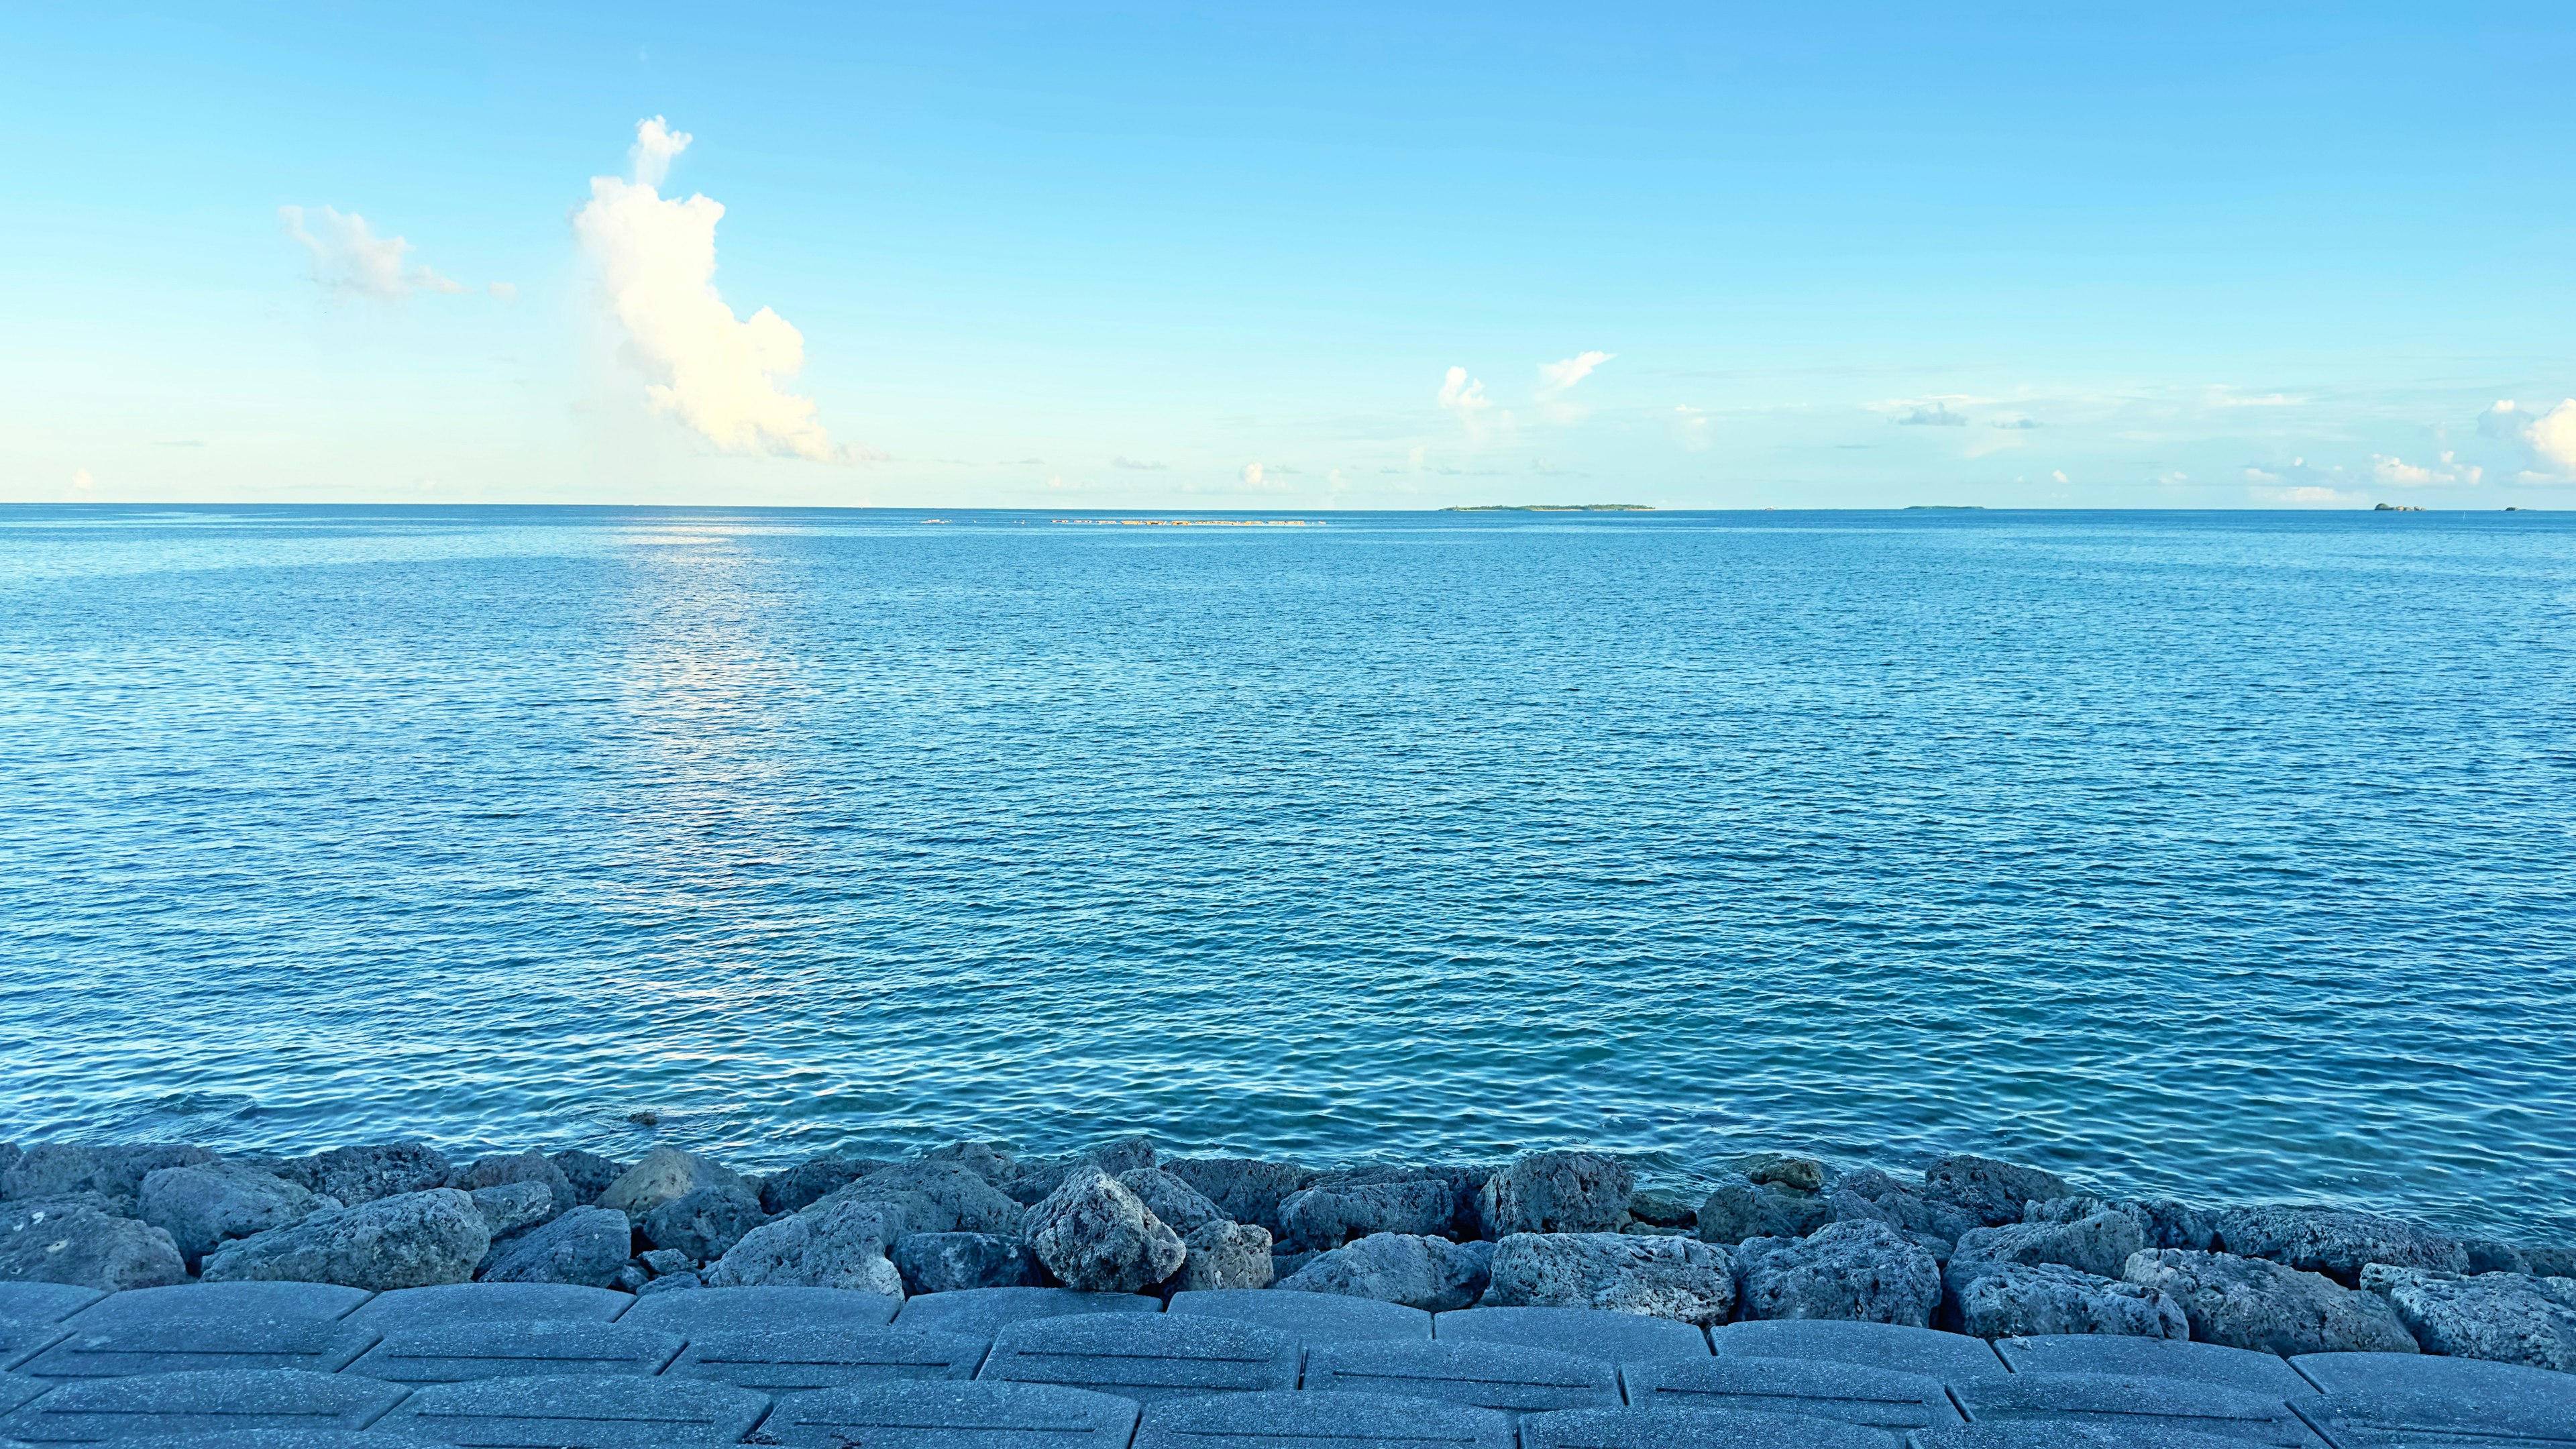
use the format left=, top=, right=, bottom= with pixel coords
left=1442, top=504, right=1654, bottom=512
left=1903, top=505, right=1986, bottom=511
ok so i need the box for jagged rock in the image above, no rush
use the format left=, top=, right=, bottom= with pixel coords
left=1273, top=1248, right=1321, bottom=1281
left=1, top=1196, right=188, bottom=1289
left=1825, top=1169, right=1982, bottom=1246
left=922, top=1141, right=1015, bottom=1180
left=2121, top=1248, right=2419, bottom=1354
left=0, top=1143, right=17, bottom=1178
left=1116, top=1168, right=1228, bottom=1236
left=891, top=1231, right=1044, bottom=1293
left=1280, top=1180, right=1458, bottom=1250
left=1088, top=1135, right=1159, bottom=1175
left=1163, top=1158, right=1319, bottom=1234
left=1953, top=1210, right=2147, bottom=1279
left=2465, top=1240, right=2533, bottom=1275
left=201, top=1187, right=488, bottom=1289
left=448, top=1152, right=575, bottom=1219
left=614, top=1263, right=649, bottom=1291
left=2526, top=1246, right=2576, bottom=1277
left=2213, top=1206, right=2469, bottom=1283
left=1943, top=1258, right=2186, bottom=1339
left=637, top=1270, right=703, bottom=1295
left=1921, top=1155, right=2073, bottom=1228
left=2361, top=1265, right=2576, bottom=1371
left=1739, top=1155, right=1827, bottom=1193
left=1485, top=1232, right=1737, bottom=1324
left=1478, top=1151, right=1632, bottom=1236
left=138, top=1159, right=327, bottom=1269
left=469, top=1183, right=553, bottom=1238
left=1024, top=1166, right=1185, bottom=1292
left=639, top=1185, right=767, bottom=1260
left=757, top=1155, right=891, bottom=1215
left=3, top=1144, right=219, bottom=1208
left=1627, top=1188, right=1699, bottom=1230
left=703, top=1194, right=906, bottom=1294
left=2023, top=1195, right=2216, bottom=1252
left=547, top=1150, right=627, bottom=1205
left=284, top=1142, right=453, bottom=1206
left=1173, top=1221, right=1276, bottom=1291
left=598, top=1147, right=747, bottom=1218
left=1275, top=1232, right=1493, bottom=1311
left=637, top=1247, right=695, bottom=1275
left=1737, top=1219, right=1943, bottom=1326
left=1697, top=1181, right=1833, bottom=1244
left=480, top=1205, right=630, bottom=1287
left=812, top=1163, right=1022, bottom=1236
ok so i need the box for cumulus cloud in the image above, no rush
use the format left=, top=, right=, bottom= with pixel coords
left=72, top=468, right=94, bottom=491
left=574, top=117, right=845, bottom=462
left=1111, top=455, right=1168, bottom=470
left=2481, top=398, right=2576, bottom=477
left=1536, top=350, right=1613, bottom=395
left=1897, top=403, right=1969, bottom=427
left=1241, top=462, right=1265, bottom=488
left=1438, top=366, right=1490, bottom=427
left=2371, top=451, right=2481, bottom=487
left=281, top=205, right=476, bottom=303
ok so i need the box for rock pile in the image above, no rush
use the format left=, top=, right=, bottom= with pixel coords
left=3, top=1134, right=2570, bottom=1375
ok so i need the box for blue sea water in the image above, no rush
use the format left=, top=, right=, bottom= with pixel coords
left=1, top=505, right=2570, bottom=1235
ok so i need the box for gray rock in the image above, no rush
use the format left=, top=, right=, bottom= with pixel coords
left=2465, top=1238, right=2533, bottom=1275
left=1116, top=1168, right=1229, bottom=1236
left=1174, top=1220, right=1275, bottom=1291
left=1281, top=1181, right=1459, bottom=1250
left=1313, top=1165, right=1495, bottom=1238
left=1483, top=1232, right=1737, bottom=1325
left=1477, top=1151, right=1631, bottom=1238
left=665, top=1324, right=986, bottom=1390
left=1953, top=1210, right=2149, bottom=1279
left=635, top=1269, right=702, bottom=1295
left=755, top=1155, right=890, bottom=1215
left=1, top=1196, right=189, bottom=1290
left=2524, top=1244, right=2576, bottom=1277
left=637, top=1184, right=767, bottom=1260
left=3, top=1144, right=219, bottom=1209
left=284, top=1143, right=451, bottom=1206
left=1825, top=1169, right=1982, bottom=1246
left=1133, top=1389, right=1513, bottom=1449
left=201, top=1187, right=489, bottom=1290
left=446, top=1153, right=574, bottom=1219
left=1697, top=1181, right=1833, bottom=1245
left=1921, top=1155, right=2073, bottom=1229
left=2212, top=1205, right=2469, bottom=1283
left=767, top=1381, right=1140, bottom=1449
left=701, top=1193, right=906, bottom=1295
left=616, top=1263, right=650, bottom=1292
left=545, top=1150, right=626, bottom=1205
left=1623, top=1356, right=1963, bottom=1431
left=981, top=1313, right=1299, bottom=1401
left=1736, top=1155, right=1828, bottom=1193
left=1024, top=1165, right=1185, bottom=1293
left=1736, top=1219, right=1943, bottom=1326
left=2360, top=1263, right=2576, bottom=1371
left=1274, top=1247, right=1321, bottom=1281
left=1275, top=1231, right=1492, bottom=1311
left=476, top=1205, right=630, bottom=1287
left=350, top=1281, right=631, bottom=1328
left=2021, top=1195, right=2216, bottom=1252
left=890, top=1231, right=1044, bottom=1293
left=595, top=1147, right=746, bottom=1218
left=812, top=1162, right=1022, bottom=1236
left=921, top=1140, right=1015, bottom=1179
left=370, top=1371, right=771, bottom=1448
left=138, top=1161, right=327, bottom=1269
left=1942, top=1258, right=2187, bottom=1339
left=466, top=1182, right=552, bottom=1239
left=2121, top=1247, right=2420, bottom=1354
left=1086, top=1134, right=1159, bottom=1175
left=1627, top=1189, right=1700, bottom=1230
left=1434, top=1305, right=1714, bottom=1362
left=637, top=1247, right=694, bottom=1275
left=1161, top=1158, right=1319, bottom=1235
left=623, top=1283, right=904, bottom=1334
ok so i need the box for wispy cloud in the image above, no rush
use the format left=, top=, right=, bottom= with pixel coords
left=1536, top=350, right=1613, bottom=396
left=1111, top=456, right=1167, bottom=470
left=574, top=117, right=849, bottom=462
left=1990, top=417, right=2041, bottom=429
left=1897, top=403, right=1968, bottom=427
left=280, top=205, right=488, bottom=303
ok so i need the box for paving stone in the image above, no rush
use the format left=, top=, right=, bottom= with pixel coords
left=2290, top=1348, right=2576, bottom=1406
left=19, top=1320, right=381, bottom=1380
left=663, top=1327, right=987, bottom=1391
left=891, top=1287, right=1161, bottom=1338
left=1995, top=1336, right=2311, bottom=1398
left=109, top=1430, right=417, bottom=1449
left=1519, top=1404, right=1902, bottom=1449
left=5, top=1324, right=74, bottom=1374
left=1165, top=1289, right=1431, bottom=1344
left=1432, top=1307, right=1708, bottom=1363
left=1622, top=1356, right=1964, bottom=1433
left=1301, top=1340, right=1621, bottom=1418
left=617, top=1285, right=902, bottom=1336
left=1911, top=1428, right=2288, bottom=1449
left=2289, top=1385, right=2576, bottom=1447
left=368, top=1373, right=767, bottom=1447
left=0, top=1287, right=105, bottom=1325
left=342, top=1323, right=684, bottom=1384
left=1131, top=1389, right=1513, bottom=1449
left=340, top=1285, right=629, bottom=1332
left=0, top=1368, right=409, bottom=1441
left=74, top=1287, right=372, bottom=1328
left=763, top=1381, right=1140, bottom=1449
left=1950, top=1371, right=2324, bottom=1446
left=1, top=1374, right=54, bottom=1415
left=1710, top=1321, right=2007, bottom=1379
left=977, top=1313, right=1296, bottom=1403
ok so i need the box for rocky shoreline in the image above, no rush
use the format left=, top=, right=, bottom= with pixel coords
left=5, top=1136, right=2571, bottom=1375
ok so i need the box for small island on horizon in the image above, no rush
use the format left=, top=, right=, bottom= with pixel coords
left=1442, top=503, right=1654, bottom=512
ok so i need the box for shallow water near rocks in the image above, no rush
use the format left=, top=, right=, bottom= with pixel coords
left=1, top=505, right=2571, bottom=1236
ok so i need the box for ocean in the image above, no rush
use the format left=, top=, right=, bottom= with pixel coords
left=2, top=504, right=2569, bottom=1234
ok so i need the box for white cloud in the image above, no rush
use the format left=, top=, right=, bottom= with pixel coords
left=2371, top=451, right=2481, bottom=487
left=1438, top=366, right=1490, bottom=430
left=2483, top=398, right=2576, bottom=477
left=1241, top=462, right=1265, bottom=488
left=1897, top=403, right=1968, bottom=427
left=574, top=118, right=843, bottom=462
left=72, top=468, right=93, bottom=491
left=280, top=205, right=476, bottom=303
left=2253, top=484, right=2361, bottom=506
left=2051, top=470, right=2068, bottom=484
left=1536, top=350, right=1613, bottom=395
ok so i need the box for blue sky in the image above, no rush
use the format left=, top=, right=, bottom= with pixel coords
left=5, top=2, right=2572, bottom=508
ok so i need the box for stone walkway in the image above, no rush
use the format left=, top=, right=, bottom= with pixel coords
left=5, top=1283, right=2572, bottom=1447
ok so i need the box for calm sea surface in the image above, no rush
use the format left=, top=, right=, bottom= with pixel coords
left=2, top=506, right=2570, bottom=1234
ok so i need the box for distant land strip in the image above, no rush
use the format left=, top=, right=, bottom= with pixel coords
left=1040, top=518, right=1326, bottom=527
left=1442, top=503, right=1654, bottom=512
